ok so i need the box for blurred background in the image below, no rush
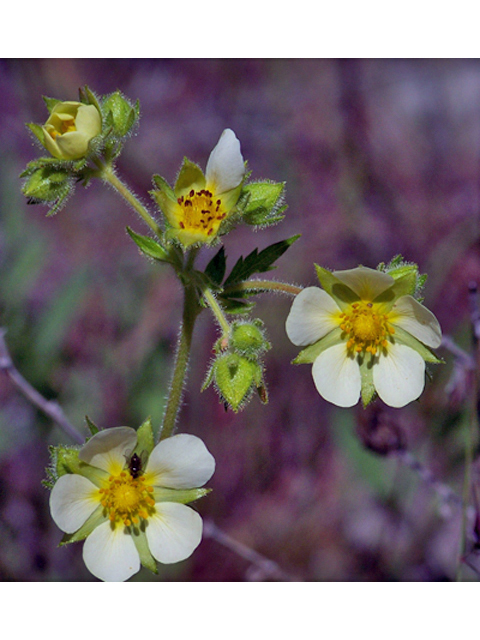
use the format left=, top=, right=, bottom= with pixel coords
left=0, top=58, right=479, bottom=581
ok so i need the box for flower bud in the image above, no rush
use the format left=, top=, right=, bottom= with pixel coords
left=213, top=352, right=262, bottom=412
left=102, top=91, right=139, bottom=138
left=42, top=101, right=102, bottom=160
left=230, top=320, right=270, bottom=359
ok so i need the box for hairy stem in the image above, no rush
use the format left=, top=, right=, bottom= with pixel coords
left=223, top=279, right=303, bottom=297
left=99, top=163, right=163, bottom=237
left=159, top=284, right=199, bottom=441
left=203, top=287, right=231, bottom=339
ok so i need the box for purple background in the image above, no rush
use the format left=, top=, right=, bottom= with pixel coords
left=0, top=59, right=479, bottom=581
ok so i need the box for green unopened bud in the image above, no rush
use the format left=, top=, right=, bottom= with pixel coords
left=41, top=101, right=102, bottom=160
left=102, top=91, right=139, bottom=138
left=213, top=352, right=262, bottom=412
left=230, top=320, right=270, bottom=359
left=22, top=165, right=71, bottom=203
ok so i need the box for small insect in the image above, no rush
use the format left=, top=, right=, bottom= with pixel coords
left=125, top=451, right=147, bottom=479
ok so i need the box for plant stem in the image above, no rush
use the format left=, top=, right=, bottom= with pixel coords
left=203, top=287, right=231, bottom=339
left=0, top=329, right=84, bottom=444
left=223, top=279, right=303, bottom=297
left=159, top=284, right=199, bottom=441
left=99, top=163, right=163, bottom=237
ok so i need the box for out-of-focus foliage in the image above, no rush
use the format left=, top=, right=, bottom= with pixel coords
left=0, top=59, right=479, bottom=581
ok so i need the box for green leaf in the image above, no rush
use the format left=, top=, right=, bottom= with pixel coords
left=126, top=227, right=171, bottom=263
left=224, top=235, right=300, bottom=287
left=204, top=246, right=226, bottom=286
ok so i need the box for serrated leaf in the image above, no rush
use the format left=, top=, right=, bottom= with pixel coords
left=224, top=235, right=300, bottom=287
left=204, top=246, right=226, bottom=286
left=126, top=227, right=170, bottom=262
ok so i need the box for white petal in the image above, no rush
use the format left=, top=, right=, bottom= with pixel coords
left=333, top=266, right=394, bottom=301
left=146, top=503, right=202, bottom=564
left=79, top=427, right=137, bottom=475
left=390, top=295, right=442, bottom=348
left=286, top=287, right=340, bottom=346
left=83, top=521, right=140, bottom=582
left=205, top=129, right=245, bottom=194
left=373, top=343, right=425, bottom=408
left=146, top=434, right=215, bottom=489
left=311, top=343, right=361, bottom=407
left=50, top=474, right=99, bottom=533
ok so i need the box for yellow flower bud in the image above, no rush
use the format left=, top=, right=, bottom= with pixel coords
left=42, top=101, right=102, bottom=160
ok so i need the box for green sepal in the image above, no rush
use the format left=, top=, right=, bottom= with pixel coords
left=391, top=326, right=443, bottom=364
left=373, top=271, right=417, bottom=308
left=42, top=96, right=61, bottom=113
left=60, top=506, right=106, bottom=546
left=26, top=122, right=45, bottom=145
left=224, top=235, right=300, bottom=287
left=151, top=174, right=177, bottom=201
left=153, top=487, right=211, bottom=504
left=130, top=525, right=158, bottom=574
left=293, top=327, right=343, bottom=364
left=136, top=416, right=155, bottom=456
left=174, top=158, right=205, bottom=193
left=222, top=298, right=255, bottom=315
left=358, top=354, right=376, bottom=406
left=85, top=415, right=100, bottom=436
left=21, top=163, right=74, bottom=215
left=240, top=181, right=287, bottom=226
left=54, top=445, right=83, bottom=477
left=126, top=227, right=171, bottom=263
left=314, top=265, right=359, bottom=309
left=78, top=85, right=102, bottom=114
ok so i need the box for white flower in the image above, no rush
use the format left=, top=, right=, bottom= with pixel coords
left=286, top=266, right=442, bottom=408
left=49, top=427, right=215, bottom=581
left=151, top=128, right=245, bottom=247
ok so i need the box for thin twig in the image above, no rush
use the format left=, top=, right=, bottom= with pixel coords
left=202, top=519, right=298, bottom=581
left=0, top=329, right=84, bottom=444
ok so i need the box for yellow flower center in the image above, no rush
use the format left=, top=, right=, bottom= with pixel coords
left=50, top=116, right=77, bottom=139
left=99, top=471, right=155, bottom=528
left=177, top=188, right=226, bottom=237
left=339, top=301, right=395, bottom=355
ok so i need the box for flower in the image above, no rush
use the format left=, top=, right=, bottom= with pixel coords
left=286, top=265, right=442, bottom=408
left=42, top=101, right=102, bottom=160
left=49, top=427, right=215, bottom=581
left=151, top=128, right=245, bottom=247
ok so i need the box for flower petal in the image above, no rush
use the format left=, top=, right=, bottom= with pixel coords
left=145, top=434, right=215, bottom=489
left=286, top=287, right=340, bottom=347
left=389, top=295, right=442, bottom=348
left=79, top=427, right=137, bottom=475
left=333, top=267, right=394, bottom=301
left=83, top=521, right=140, bottom=582
left=146, top=502, right=203, bottom=564
left=205, top=129, right=245, bottom=194
left=50, top=474, right=99, bottom=534
left=373, top=343, right=426, bottom=408
left=311, top=343, right=361, bottom=407
left=74, top=104, right=102, bottom=136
